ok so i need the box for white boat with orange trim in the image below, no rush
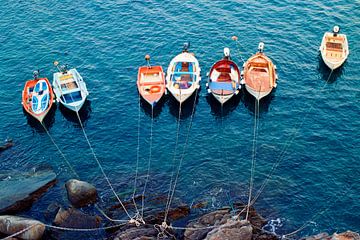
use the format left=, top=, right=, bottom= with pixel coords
left=137, top=55, right=166, bottom=107
left=166, top=43, right=201, bottom=104
left=52, top=62, right=89, bottom=112
left=319, top=26, right=349, bottom=70
left=206, top=48, right=241, bottom=104
left=22, top=71, right=54, bottom=122
left=242, top=42, right=277, bottom=100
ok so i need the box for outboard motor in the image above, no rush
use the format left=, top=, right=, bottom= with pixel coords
left=258, top=42, right=265, bottom=53
left=223, top=47, right=230, bottom=59
left=183, top=42, right=190, bottom=52
left=145, top=54, right=151, bottom=68
left=33, top=70, right=39, bottom=80
left=333, top=25, right=340, bottom=36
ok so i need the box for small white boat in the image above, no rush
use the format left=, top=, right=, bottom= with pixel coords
left=52, top=62, right=89, bottom=112
left=166, top=43, right=201, bottom=104
left=207, top=48, right=241, bottom=105
left=319, top=26, right=349, bottom=70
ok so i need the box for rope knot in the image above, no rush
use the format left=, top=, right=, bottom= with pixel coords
left=128, top=218, right=141, bottom=227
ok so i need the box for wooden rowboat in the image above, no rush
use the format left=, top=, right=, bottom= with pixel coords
left=319, top=26, right=349, bottom=70
left=242, top=42, right=277, bottom=100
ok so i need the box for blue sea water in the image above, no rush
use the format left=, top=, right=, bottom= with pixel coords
left=0, top=0, right=359, bottom=238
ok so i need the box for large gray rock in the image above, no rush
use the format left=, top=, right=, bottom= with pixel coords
left=0, top=168, right=57, bottom=214
left=0, top=215, right=45, bottom=240
left=111, top=224, right=173, bottom=240
left=205, top=219, right=253, bottom=240
left=65, top=179, right=97, bottom=208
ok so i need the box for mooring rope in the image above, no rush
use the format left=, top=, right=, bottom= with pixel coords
left=132, top=92, right=142, bottom=219
left=250, top=70, right=335, bottom=207
left=70, top=97, right=134, bottom=221
left=41, top=123, right=79, bottom=178
left=164, top=88, right=198, bottom=225
left=163, top=101, right=183, bottom=223
left=141, top=106, right=154, bottom=219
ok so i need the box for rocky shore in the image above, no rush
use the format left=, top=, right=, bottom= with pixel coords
left=0, top=165, right=358, bottom=240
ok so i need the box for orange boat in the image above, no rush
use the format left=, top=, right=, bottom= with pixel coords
left=137, top=55, right=165, bottom=107
left=242, top=42, right=277, bottom=100
left=22, top=71, right=54, bottom=122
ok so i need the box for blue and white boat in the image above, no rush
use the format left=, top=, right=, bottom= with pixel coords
left=166, top=43, right=201, bottom=104
left=52, top=62, right=89, bottom=112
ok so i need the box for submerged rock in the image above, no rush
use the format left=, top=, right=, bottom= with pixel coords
left=0, top=139, right=13, bottom=152
left=0, top=168, right=57, bottom=214
left=65, top=179, right=97, bottom=208
left=53, top=207, right=102, bottom=229
left=0, top=215, right=45, bottom=240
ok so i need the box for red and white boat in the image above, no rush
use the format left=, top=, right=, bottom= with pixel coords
left=137, top=55, right=166, bottom=107
left=22, top=71, right=54, bottom=122
left=207, top=48, right=241, bottom=104
left=242, top=42, right=277, bottom=100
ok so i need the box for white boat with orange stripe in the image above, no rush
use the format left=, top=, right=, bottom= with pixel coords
left=242, top=42, right=277, bottom=101
left=166, top=43, right=201, bottom=104
left=137, top=55, right=165, bottom=107
left=319, top=26, right=349, bottom=70
left=52, top=61, right=89, bottom=112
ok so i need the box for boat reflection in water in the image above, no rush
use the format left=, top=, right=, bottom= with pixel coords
left=241, top=88, right=275, bottom=115
left=168, top=90, right=199, bottom=120
left=206, top=93, right=241, bottom=117
left=23, top=104, right=57, bottom=133
left=59, top=99, right=92, bottom=126
left=317, top=55, right=345, bottom=84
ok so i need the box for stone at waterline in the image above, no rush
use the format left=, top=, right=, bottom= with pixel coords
left=0, top=139, right=13, bottom=152
left=0, top=168, right=57, bottom=214
left=0, top=215, right=45, bottom=240
left=110, top=224, right=174, bottom=240
left=53, top=207, right=102, bottom=229
left=332, top=231, right=360, bottom=240
left=205, top=219, right=253, bottom=240
left=65, top=179, right=97, bottom=208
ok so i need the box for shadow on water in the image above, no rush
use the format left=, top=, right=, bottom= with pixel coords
left=317, top=55, right=345, bottom=84
left=140, top=94, right=167, bottom=118
left=241, top=88, right=274, bottom=115
left=206, top=93, right=241, bottom=117
left=59, top=100, right=92, bottom=125
left=24, top=104, right=57, bottom=132
left=168, top=91, right=200, bottom=119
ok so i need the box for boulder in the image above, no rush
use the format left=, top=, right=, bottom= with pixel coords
left=301, top=232, right=331, bottom=240
left=53, top=207, right=102, bottom=229
left=0, top=215, right=45, bottom=240
left=111, top=224, right=173, bottom=240
left=332, top=231, right=360, bottom=240
left=65, top=179, right=97, bottom=208
left=0, top=168, right=57, bottom=214
left=205, top=219, right=253, bottom=240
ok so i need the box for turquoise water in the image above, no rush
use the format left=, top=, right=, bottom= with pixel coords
left=1, top=0, right=359, bottom=238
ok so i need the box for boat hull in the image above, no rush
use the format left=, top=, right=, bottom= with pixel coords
left=245, top=85, right=271, bottom=100
left=137, top=65, right=165, bottom=107
left=22, top=78, right=54, bottom=123
left=53, top=68, right=88, bottom=113
left=319, top=32, right=349, bottom=70
left=166, top=51, right=201, bottom=104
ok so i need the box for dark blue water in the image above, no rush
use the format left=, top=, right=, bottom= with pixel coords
left=1, top=0, right=359, bottom=238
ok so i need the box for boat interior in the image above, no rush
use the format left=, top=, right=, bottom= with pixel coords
left=172, top=61, right=196, bottom=89
left=324, top=35, right=345, bottom=59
